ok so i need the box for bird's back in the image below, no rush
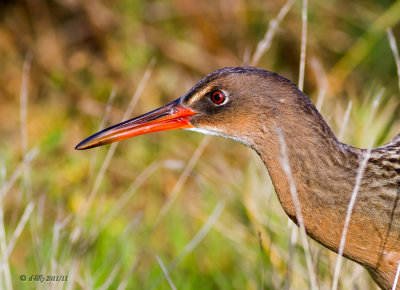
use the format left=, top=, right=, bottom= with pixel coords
left=360, top=134, right=400, bottom=289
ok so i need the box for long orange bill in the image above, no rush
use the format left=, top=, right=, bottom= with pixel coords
left=75, top=98, right=195, bottom=150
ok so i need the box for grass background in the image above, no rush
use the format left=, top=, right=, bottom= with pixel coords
left=1, top=0, right=400, bottom=289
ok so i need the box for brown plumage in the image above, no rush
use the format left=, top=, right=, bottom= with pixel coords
left=76, top=66, right=400, bottom=289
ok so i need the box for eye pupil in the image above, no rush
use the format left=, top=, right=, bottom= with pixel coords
left=211, top=90, right=225, bottom=104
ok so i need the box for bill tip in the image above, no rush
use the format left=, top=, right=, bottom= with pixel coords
left=75, top=140, right=91, bottom=150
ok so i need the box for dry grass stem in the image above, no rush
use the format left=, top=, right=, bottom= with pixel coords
left=277, top=128, right=318, bottom=290
left=0, top=163, right=5, bottom=186
left=1, top=148, right=38, bottom=199
left=80, top=60, right=155, bottom=219
left=258, top=231, right=265, bottom=290
left=369, top=89, right=384, bottom=121
left=362, top=89, right=384, bottom=146
left=99, top=86, right=118, bottom=131
left=387, top=28, right=400, bottom=92
left=20, top=53, right=32, bottom=156
left=117, top=257, right=142, bottom=290
left=310, top=58, right=328, bottom=111
left=338, top=101, right=352, bottom=141
left=373, top=88, right=384, bottom=109
left=123, top=58, right=156, bottom=120
left=285, top=220, right=298, bottom=290
left=242, top=46, right=251, bottom=65
left=117, top=279, right=129, bottom=290
left=0, top=165, right=6, bottom=289
left=0, top=205, right=12, bottom=289
left=250, top=0, right=294, bottom=66
left=329, top=1, right=400, bottom=91
left=298, top=0, right=308, bottom=91
left=169, top=201, right=225, bottom=271
left=393, top=261, right=400, bottom=290
left=66, top=260, right=78, bottom=290
left=368, top=88, right=384, bottom=126
left=147, top=203, right=224, bottom=288
left=89, top=86, right=118, bottom=180
left=156, top=255, right=177, bottom=290
left=155, top=135, right=211, bottom=225
left=6, top=201, right=34, bottom=257
left=331, top=147, right=372, bottom=290
left=33, top=194, right=45, bottom=247
left=98, top=263, right=121, bottom=290
left=98, top=161, right=159, bottom=231
left=19, top=53, right=33, bottom=209
left=51, top=214, right=72, bottom=274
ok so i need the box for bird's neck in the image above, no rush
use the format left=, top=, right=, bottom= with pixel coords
left=252, top=106, right=363, bottom=256
left=251, top=104, right=400, bottom=288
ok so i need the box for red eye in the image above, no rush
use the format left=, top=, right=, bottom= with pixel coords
left=211, top=90, right=225, bottom=104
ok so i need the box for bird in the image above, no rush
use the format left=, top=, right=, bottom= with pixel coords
left=76, top=66, right=400, bottom=289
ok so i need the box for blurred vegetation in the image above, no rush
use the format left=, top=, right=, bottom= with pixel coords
left=1, top=0, right=400, bottom=289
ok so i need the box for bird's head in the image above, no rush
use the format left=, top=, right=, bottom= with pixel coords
left=75, top=66, right=303, bottom=150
